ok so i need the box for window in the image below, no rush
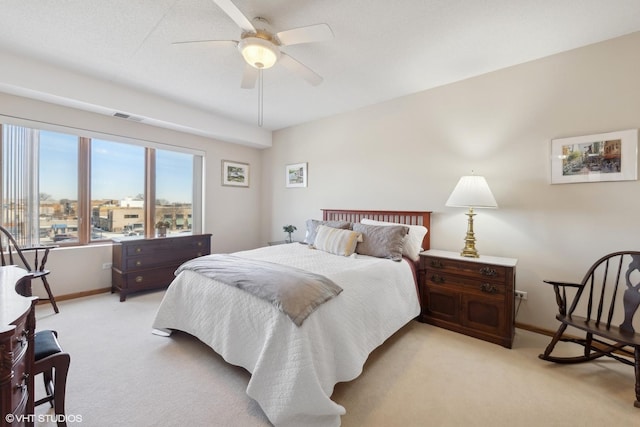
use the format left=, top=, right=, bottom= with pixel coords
left=91, top=139, right=145, bottom=240
left=40, top=131, right=79, bottom=244
left=1, top=123, right=203, bottom=245
left=155, top=149, right=194, bottom=234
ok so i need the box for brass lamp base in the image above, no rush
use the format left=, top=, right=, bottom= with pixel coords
left=460, top=207, right=479, bottom=258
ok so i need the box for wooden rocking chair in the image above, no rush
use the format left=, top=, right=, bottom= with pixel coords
left=0, top=225, right=59, bottom=313
left=539, top=251, right=640, bottom=408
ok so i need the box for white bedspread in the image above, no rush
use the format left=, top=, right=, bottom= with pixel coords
left=152, top=243, right=420, bottom=427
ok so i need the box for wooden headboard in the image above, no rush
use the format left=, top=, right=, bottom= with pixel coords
left=321, top=209, right=431, bottom=251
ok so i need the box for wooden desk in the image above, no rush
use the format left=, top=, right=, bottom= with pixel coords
left=0, top=266, right=36, bottom=427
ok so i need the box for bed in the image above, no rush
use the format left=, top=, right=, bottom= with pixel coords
left=152, top=209, right=431, bottom=427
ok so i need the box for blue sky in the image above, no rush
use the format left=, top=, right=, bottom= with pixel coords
left=39, top=131, right=192, bottom=203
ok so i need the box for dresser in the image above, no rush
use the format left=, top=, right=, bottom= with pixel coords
left=1, top=266, right=36, bottom=427
left=112, top=234, right=212, bottom=301
left=419, top=249, right=517, bottom=348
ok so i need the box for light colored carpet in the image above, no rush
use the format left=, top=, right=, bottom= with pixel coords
left=32, top=290, right=639, bottom=426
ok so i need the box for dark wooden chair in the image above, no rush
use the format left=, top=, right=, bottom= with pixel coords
left=0, top=225, right=59, bottom=313
left=539, top=251, right=640, bottom=408
left=13, top=278, right=70, bottom=427
left=33, top=330, right=70, bottom=426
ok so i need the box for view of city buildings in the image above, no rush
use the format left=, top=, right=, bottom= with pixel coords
left=36, top=197, right=193, bottom=243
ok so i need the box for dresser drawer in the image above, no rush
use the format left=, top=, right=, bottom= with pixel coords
left=10, top=314, right=29, bottom=358
left=123, top=236, right=209, bottom=257
left=423, top=256, right=509, bottom=283
left=123, top=249, right=205, bottom=270
left=9, top=351, right=29, bottom=414
left=120, top=266, right=178, bottom=290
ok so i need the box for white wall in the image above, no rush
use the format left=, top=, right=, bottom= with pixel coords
left=262, top=32, right=640, bottom=330
left=0, top=92, right=263, bottom=298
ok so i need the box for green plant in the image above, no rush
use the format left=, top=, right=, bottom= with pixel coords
left=283, top=224, right=297, bottom=243
left=155, top=220, right=170, bottom=228
left=282, top=225, right=296, bottom=233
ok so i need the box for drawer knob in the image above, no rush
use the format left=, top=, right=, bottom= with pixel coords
left=16, top=331, right=28, bottom=347
left=135, top=260, right=142, bottom=266
left=479, top=267, right=497, bottom=277
left=430, top=260, right=443, bottom=268
left=197, top=242, right=203, bottom=246
left=16, top=373, right=28, bottom=392
left=135, top=248, right=142, bottom=253
left=430, top=274, right=445, bottom=284
left=135, top=276, right=144, bottom=283
left=480, top=283, right=498, bottom=294
left=196, top=252, right=202, bottom=257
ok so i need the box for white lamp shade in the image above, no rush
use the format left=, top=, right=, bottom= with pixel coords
left=238, top=37, right=280, bottom=69
left=445, top=175, right=498, bottom=208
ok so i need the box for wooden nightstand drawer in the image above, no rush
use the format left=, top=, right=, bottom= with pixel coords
left=425, top=271, right=506, bottom=296
left=419, top=249, right=517, bottom=348
left=424, top=256, right=509, bottom=283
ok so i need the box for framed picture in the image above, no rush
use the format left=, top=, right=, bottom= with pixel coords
left=550, top=129, right=638, bottom=184
left=286, top=162, right=307, bottom=188
left=222, top=160, right=249, bottom=187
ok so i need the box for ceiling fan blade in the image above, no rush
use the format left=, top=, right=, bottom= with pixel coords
left=240, top=64, right=259, bottom=89
left=172, top=40, right=237, bottom=46
left=277, top=23, right=333, bottom=46
left=211, top=0, right=255, bottom=33
left=279, top=53, right=323, bottom=86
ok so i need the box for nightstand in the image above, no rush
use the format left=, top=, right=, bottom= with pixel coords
left=419, top=249, right=517, bottom=348
left=268, top=240, right=300, bottom=246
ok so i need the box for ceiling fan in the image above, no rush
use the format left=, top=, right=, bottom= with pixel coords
left=174, top=0, right=334, bottom=126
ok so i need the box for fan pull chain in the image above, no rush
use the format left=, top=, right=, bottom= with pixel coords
left=258, top=68, right=264, bottom=127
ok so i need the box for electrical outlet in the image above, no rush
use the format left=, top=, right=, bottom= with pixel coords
left=515, top=290, right=527, bottom=300
left=102, top=262, right=112, bottom=270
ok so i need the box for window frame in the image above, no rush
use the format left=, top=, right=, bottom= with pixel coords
left=0, top=117, right=205, bottom=246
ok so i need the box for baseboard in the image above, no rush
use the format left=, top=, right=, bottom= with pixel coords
left=515, top=321, right=556, bottom=337
left=35, top=287, right=111, bottom=305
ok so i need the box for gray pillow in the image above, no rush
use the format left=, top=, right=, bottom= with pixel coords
left=304, top=219, right=352, bottom=244
left=352, top=223, right=409, bottom=261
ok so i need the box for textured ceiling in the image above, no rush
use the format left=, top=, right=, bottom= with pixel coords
left=1, top=0, right=640, bottom=145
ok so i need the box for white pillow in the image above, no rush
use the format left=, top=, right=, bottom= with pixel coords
left=303, top=219, right=351, bottom=244
left=361, top=218, right=428, bottom=261
left=313, top=225, right=363, bottom=257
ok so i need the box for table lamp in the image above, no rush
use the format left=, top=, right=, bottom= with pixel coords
left=445, top=174, right=498, bottom=258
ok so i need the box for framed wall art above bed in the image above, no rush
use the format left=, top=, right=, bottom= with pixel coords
left=550, top=129, right=638, bottom=184
left=285, top=162, right=307, bottom=188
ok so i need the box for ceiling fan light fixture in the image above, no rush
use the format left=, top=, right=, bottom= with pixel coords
left=239, top=37, right=280, bottom=69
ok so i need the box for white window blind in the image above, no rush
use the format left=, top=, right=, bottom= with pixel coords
left=1, top=124, right=40, bottom=246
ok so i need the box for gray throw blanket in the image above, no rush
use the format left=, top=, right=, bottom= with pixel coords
left=176, top=254, right=343, bottom=326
